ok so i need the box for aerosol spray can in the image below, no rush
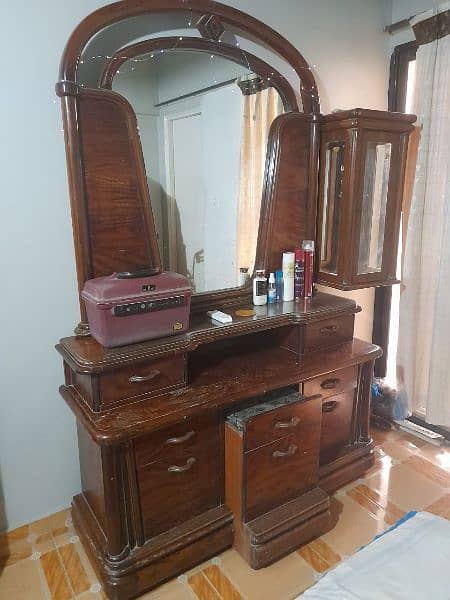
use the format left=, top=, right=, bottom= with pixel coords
left=302, top=240, right=314, bottom=298
left=294, top=248, right=305, bottom=300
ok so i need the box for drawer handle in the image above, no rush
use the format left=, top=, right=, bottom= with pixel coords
left=167, top=457, right=196, bottom=473
left=274, top=416, right=300, bottom=430
left=273, top=444, right=298, bottom=458
left=165, top=430, right=195, bottom=445
left=129, top=370, right=161, bottom=384
left=322, top=400, right=338, bottom=413
left=321, top=378, right=340, bottom=390
left=320, top=325, right=338, bottom=336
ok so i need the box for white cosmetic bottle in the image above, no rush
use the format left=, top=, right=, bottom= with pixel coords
left=282, top=252, right=295, bottom=302
left=253, top=270, right=268, bottom=306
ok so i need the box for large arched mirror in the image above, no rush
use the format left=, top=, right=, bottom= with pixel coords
left=108, top=49, right=284, bottom=293
left=57, top=1, right=319, bottom=329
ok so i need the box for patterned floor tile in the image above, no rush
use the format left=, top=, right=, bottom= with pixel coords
left=1, top=429, right=449, bottom=600
left=425, top=494, right=450, bottom=517
left=365, top=462, right=445, bottom=511
left=40, top=548, right=73, bottom=599
left=404, top=455, right=450, bottom=487
left=0, top=559, right=47, bottom=599
left=219, top=548, right=315, bottom=600
left=188, top=571, right=221, bottom=599
left=346, top=483, right=405, bottom=525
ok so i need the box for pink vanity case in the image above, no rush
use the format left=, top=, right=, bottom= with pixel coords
left=81, top=269, right=192, bottom=348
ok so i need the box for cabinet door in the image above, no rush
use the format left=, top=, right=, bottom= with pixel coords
left=245, top=431, right=319, bottom=521
left=135, top=414, right=221, bottom=539
left=320, top=390, right=355, bottom=465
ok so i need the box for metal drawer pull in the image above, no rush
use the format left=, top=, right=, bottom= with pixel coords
left=274, top=416, right=300, bottom=429
left=321, top=378, right=340, bottom=390
left=273, top=444, right=298, bottom=458
left=322, top=400, right=338, bottom=412
left=320, top=325, right=338, bottom=336
left=165, top=430, right=195, bottom=445
left=167, top=457, right=196, bottom=473
left=129, top=370, right=161, bottom=383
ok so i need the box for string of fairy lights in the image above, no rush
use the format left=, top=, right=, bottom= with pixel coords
left=54, top=10, right=319, bottom=133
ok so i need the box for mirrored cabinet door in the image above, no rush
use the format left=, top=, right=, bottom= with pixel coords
left=317, top=109, right=416, bottom=291
left=320, top=142, right=345, bottom=276
left=357, top=141, right=392, bottom=275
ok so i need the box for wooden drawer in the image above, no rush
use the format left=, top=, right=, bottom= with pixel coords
left=320, top=390, right=355, bottom=466
left=304, top=315, right=354, bottom=351
left=99, top=355, right=185, bottom=407
left=134, top=413, right=217, bottom=468
left=136, top=417, right=221, bottom=539
left=245, top=397, right=321, bottom=451
left=245, top=434, right=319, bottom=521
left=303, top=365, right=357, bottom=400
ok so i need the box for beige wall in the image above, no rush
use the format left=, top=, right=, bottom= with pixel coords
left=0, top=0, right=391, bottom=530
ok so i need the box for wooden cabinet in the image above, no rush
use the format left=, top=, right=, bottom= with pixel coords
left=304, top=366, right=358, bottom=466
left=137, top=451, right=220, bottom=539
left=59, top=296, right=381, bottom=596
left=225, top=391, right=325, bottom=566
left=317, top=109, right=416, bottom=290
left=99, top=355, right=186, bottom=409
left=134, top=413, right=222, bottom=539
left=320, top=390, right=356, bottom=465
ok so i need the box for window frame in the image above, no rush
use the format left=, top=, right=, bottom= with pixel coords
left=372, top=40, right=417, bottom=378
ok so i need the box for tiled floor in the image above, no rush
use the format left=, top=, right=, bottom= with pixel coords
left=1, top=429, right=449, bottom=600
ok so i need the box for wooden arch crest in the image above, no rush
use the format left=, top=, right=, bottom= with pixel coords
left=99, top=36, right=299, bottom=112
left=59, top=0, right=319, bottom=113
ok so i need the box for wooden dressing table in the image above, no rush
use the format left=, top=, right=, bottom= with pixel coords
left=56, top=1, right=412, bottom=597
left=58, top=295, right=380, bottom=597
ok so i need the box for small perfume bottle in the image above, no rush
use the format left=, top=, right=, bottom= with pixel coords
left=267, top=272, right=276, bottom=304
left=275, top=270, right=283, bottom=302
left=253, top=270, right=267, bottom=306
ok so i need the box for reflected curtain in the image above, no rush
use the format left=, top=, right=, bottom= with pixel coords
left=236, top=87, right=282, bottom=279
left=397, top=5, right=450, bottom=425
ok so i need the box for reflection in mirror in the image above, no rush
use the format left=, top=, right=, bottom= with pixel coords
left=320, top=143, right=345, bottom=275
left=112, top=50, right=283, bottom=293
left=357, top=142, right=391, bottom=274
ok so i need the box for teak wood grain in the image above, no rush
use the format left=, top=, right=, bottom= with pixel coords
left=317, top=109, right=416, bottom=290
left=100, top=37, right=299, bottom=113
left=244, top=394, right=321, bottom=452
left=245, top=433, right=319, bottom=521
left=57, top=0, right=321, bottom=330
left=55, top=2, right=392, bottom=596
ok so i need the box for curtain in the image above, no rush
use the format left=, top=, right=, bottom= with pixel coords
left=236, top=87, right=282, bottom=279
left=397, top=5, right=450, bottom=425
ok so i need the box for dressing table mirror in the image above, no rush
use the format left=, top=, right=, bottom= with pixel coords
left=56, top=2, right=413, bottom=598
left=108, top=48, right=285, bottom=294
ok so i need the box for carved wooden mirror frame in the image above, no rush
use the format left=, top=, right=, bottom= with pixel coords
left=57, top=0, right=321, bottom=333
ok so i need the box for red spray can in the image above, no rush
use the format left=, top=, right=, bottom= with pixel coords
left=302, top=240, right=315, bottom=298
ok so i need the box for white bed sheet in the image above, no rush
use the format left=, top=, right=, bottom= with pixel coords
left=299, top=512, right=450, bottom=599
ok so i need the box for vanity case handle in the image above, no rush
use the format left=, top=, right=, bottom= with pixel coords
left=116, top=267, right=161, bottom=279
left=165, top=430, right=195, bottom=445
left=274, top=416, right=300, bottom=429
left=320, top=324, right=338, bottom=336
left=272, top=444, right=298, bottom=458
left=167, top=457, right=196, bottom=473
left=129, top=370, right=161, bottom=383
left=321, top=378, right=340, bottom=390
left=322, top=400, right=338, bottom=412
